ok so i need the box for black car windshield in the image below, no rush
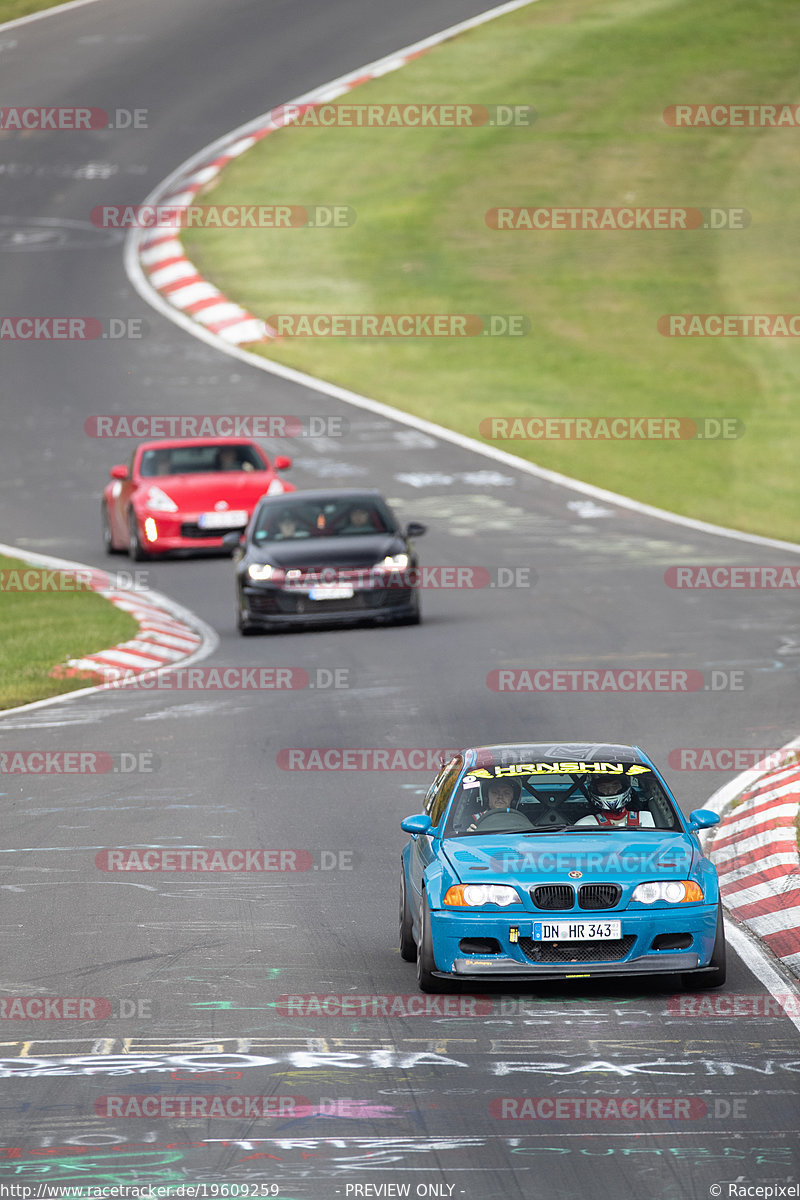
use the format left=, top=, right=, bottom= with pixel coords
left=444, top=760, right=682, bottom=836
left=140, top=445, right=266, bottom=477
left=252, top=497, right=395, bottom=543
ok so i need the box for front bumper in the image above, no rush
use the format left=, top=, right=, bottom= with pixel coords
left=428, top=903, right=718, bottom=980
left=241, top=584, right=418, bottom=626
left=136, top=512, right=246, bottom=553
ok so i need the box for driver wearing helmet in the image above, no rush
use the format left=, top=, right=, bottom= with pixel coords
left=467, top=776, right=521, bottom=831
left=576, top=774, right=655, bottom=827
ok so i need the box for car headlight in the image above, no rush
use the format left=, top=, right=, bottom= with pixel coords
left=378, top=553, right=409, bottom=571
left=144, top=486, right=178, bottom=512
left=248, top=563, right=275, bottom=581
left=631, top=880, right=704, bottom=904
left=444, top=884, right=521, bottom=907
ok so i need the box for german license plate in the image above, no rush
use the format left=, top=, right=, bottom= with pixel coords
left=533, top=920, right=621, bottom=941
left=197, top=510, right=248, bottom=529
left=308, top=586, right=354, bottom=601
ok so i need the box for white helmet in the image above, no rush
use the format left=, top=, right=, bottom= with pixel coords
left=588, top=774, right=632, bottom=814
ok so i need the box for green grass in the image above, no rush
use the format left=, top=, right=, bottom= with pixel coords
left=0, top=0, right=79, bottom=22
left=0, top=555, right=138, bottom=710
left=184, top=0, right=800, bottom=543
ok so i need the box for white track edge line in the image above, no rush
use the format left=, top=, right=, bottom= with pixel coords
left=0, top=541, right=219, bottom=718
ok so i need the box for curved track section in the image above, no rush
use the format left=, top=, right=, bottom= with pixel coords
left=1, top=1, right=799, bottom=1194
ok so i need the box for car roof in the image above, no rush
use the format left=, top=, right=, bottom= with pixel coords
left=135, top=438, right=262, bottom=451
left=256, top=488, right=386, bottom=504
left=459, top=742, right=651, bottom=765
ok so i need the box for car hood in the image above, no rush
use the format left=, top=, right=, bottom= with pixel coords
left=139, top=473, right=277, bottom=508
left=441, top=831, right=697, bottom=884
left=253, top=533, right=404, bottom=570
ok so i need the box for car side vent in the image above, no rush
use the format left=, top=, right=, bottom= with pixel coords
left=531, top=884, right=574, bottom=910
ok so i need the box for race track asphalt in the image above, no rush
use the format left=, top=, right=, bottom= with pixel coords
left=1, top=2, right=799, bottom=1193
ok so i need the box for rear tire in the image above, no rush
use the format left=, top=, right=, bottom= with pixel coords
left=102, top=503, right=121, bottom=554
left=399, top=870, right=417, bottom=962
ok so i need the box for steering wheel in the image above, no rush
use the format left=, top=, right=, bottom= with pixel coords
left=528, top=806, right=572, bottom=828
left=469, top=809, right=536, bottom=833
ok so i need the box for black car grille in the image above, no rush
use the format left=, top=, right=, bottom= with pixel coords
left=181, top=522, right=242, bottom=539
left=246, top=593, right=281, bottom=614
left=275, top=592, right=372, bottom=614
left=531, top=884, right=574, bottom=910
left=578, top=883, right=622, bottom=910
left=519, top=935, right=636, bottom=963
left=529, top=883, right=622, bottom=911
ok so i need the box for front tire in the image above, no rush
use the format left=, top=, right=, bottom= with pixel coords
left=236, top=595, right=259, bottom=636
left=682, top=901, right=726, bottom=990
left=416, top=892, right=455, bottom=993
left=395, top=594, right=422, bottom=626
left=399, top=870, right=416, bottom=962
left=128, top=512, right=147, bottom=561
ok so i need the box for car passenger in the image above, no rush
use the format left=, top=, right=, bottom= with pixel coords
left=575, top=775, right=655, bottom=828
left=337, top=506, right=375, bottom=534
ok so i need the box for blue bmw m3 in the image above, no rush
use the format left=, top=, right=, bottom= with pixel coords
left=400, top=742, right=725, bottom=992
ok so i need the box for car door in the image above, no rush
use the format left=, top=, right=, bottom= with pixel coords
left=408, top=756, right=463, bottom=903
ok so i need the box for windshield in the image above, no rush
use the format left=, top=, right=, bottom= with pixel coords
left=252, top=497, right=395, bottom=544
left=443, top=759, right=682, bottom=836
left=140, top=444, right=266, bottom=477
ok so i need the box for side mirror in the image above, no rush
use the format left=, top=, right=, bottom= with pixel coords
left=688, top=808, right=720, bottom=831
left=273, top=455, right=292, bottom=470
left=110, top=464, right=128, bottom=480
left=401, top=813, right=433, bottom=837
left=222, top=530, right=245, bottom=552
left=405, top=522, right=427, bottom=538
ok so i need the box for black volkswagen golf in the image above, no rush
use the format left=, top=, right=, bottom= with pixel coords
left=228, top=489, right=426, bottom=633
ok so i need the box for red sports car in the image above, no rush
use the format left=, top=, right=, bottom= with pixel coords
left=102, top=438, right=294, bottom=559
